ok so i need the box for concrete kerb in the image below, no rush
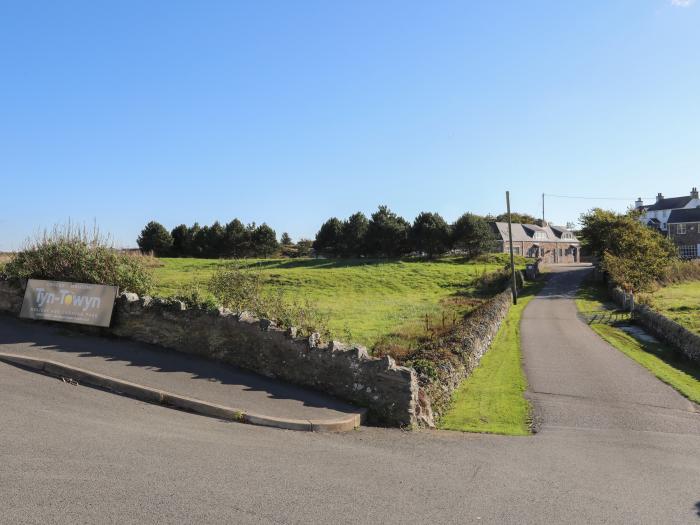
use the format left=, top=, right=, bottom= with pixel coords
left=0, top=353, right=365, bottom=432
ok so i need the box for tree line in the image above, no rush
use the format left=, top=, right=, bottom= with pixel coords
left=137, top=220, right=299, bottom=258
left=136, top=206, right=535, bottom=259
left=312, top=206, right=499, bottom=258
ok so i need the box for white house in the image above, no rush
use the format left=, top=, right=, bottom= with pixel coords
left=635, top=188, right=700, bottom=232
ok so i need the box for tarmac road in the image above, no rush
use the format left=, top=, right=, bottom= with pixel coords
left=1, top=265, right=699, bottom=524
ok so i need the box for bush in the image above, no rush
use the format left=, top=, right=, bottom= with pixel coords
left=207, top=263, right=331, bottom=338
left=3, top=224, right=153, bottom=295
left=658, top=259, right=700, bottom=287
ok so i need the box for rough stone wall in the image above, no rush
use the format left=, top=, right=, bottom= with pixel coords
left=0, top=281, right=423, bottom=427
left=415, top=288, right=514, bottom=420
left=611, top=286, right=700, bottom=362
left=0, top=277, right=518, bottom=426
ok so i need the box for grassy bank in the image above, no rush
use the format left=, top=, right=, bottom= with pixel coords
left=576, top=281, right=700, bottom=404
left=648, top=281, right=700, bottom=336
left=439, top=282, right=542, bottom=435
left=152, top=256, right=514, bottom=350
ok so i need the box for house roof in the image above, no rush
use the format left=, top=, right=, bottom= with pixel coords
left=646, top=196, right=693, bottom=211
left=491, top=222, right=579, bottom=243
left=668, top=208, right=700, bottom=223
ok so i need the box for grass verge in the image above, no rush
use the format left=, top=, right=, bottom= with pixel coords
left=576, top=281, right=700, bottom=405
left=438, top=282, right=543, bottom=435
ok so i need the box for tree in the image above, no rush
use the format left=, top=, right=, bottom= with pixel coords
left=251, top=223, right=278, bottom=257
left=493, top=212, right=541, bottom=225
left=280, top=232, right=292, bottom=246
left=223, top=219, right=249, bottom=258
left=170, top=224, right=191, bottom=257
left=341, top=212, right=369, bottom=257
left=296, top=239, right=313, bottom=257
left=137, top=221, right=173, bottom=256
left=187, top=223, right=202, bottom=256
left=365, top=205, right=410, bottom=257
left=580, top=208, right=676, bottom=309
left=193, top=225, right=210, bottom=257
left=313, top=217, right=344, bottom=256
left=451, top=213, right=495, bottom=257
left=206, top=221, right=225, bottom=257
left=410, top=212, right=451, bottom=258
left=602, top=222, right=676, bottom=309
left=579, top=208, right=623, bottom=259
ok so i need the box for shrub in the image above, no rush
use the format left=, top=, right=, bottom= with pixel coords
left=658, top=259, right=700, bottom=287
left=207, top=263, right=330, bottom=338
left=3, top=224, right=153, bottom=295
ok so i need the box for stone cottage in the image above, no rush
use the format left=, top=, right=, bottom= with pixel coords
left=490, top=222, right=580, bottom=263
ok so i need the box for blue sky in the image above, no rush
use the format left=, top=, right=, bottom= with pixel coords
left=2, top=1, right=699, bottom=249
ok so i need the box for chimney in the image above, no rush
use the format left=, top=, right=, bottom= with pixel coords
left=656, top=192, right=664, bottom=203
left=635, top=197, right=644, bottom=209
left=691, top=187, right=699, bottom=199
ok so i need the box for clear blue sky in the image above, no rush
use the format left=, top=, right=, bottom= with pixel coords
left=2, top=1, right=699, bottom=250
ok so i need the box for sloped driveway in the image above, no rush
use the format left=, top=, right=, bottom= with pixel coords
left=521, top=264, right=698, bottom=433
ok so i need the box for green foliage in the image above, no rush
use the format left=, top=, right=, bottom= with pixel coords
left=340, top=212, right=369, bottom=257
left=223, top=219, right=249, bottom=257
left=580, top=208, right=676, bottom=295
left=251, top=223, right=279, bottom=257
left=365, top=205, right=411, bottom=257
left=451, top=213, right=495, bottom=257
left=137, top=221, right=173, bottom=256
left=4, top=224, right=152, bottom=295
left=170, top=281, right=218, bottom=310
left=313, top=217, right=344, bottom=256
left=295, top=239, right=313, bottom=257
left=280, top=232, right=292, bottom=246
left=206, top=263, right=331, bottom=338
left=488, top=212, right=541, bottom=225
left=410, top=212, right=451, bottom=258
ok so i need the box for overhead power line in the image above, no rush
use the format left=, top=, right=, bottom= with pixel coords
left=543, top=193, right=652, bottom=201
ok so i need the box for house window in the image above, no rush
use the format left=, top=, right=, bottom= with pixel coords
left=678, top=245, right=697, bottom=259
left=677, top=224, right=687, bottom=235
left=533, top=232, right=547, bottom=240
left=512, top=246, right=521, bottom=255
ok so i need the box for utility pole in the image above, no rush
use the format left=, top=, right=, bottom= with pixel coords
left=506, top=191, right=518, bottom=305
left=542, top=193, right=545, bottom=226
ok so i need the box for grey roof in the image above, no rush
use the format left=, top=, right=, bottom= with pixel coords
left=646, top=196, right=692, bottom=211
left=491, top=222, right=579, bottom=243
left=668, top=208, right=700, bottom=223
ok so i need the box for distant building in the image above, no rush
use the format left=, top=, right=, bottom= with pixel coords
left=490, top=222, right=580, bottom=263
left=667, top=208, right=700, bottom=259
left=635, top=188, right=700, bottom=232
left=636, top=188, right=700, bottom=259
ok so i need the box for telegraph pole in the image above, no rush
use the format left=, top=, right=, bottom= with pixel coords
left=542, top=193, right=545, bottom=225
left=506, top=191, right=518, bottom=305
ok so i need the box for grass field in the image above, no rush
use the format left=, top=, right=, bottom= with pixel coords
left=576, top=281, right=700, bottom=404
left=439, top=282, right=542, bottom=435
left=648, top=281, right=700, bottom=335
left=152, top=256, right=513, bottom=350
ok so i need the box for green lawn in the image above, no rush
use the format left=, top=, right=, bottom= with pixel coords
left=152, top=257, right=509, bottom=350
left=576, top=282, right=700, bottom=405
left=439, top=282, right=542, bottom=435
left=649, top=281, right=700, bottom=336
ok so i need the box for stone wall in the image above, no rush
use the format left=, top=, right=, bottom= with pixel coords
left=0, top=279, right=424, bottom=427
left=419, top=287, right=514, bottom=420
left=0, top=277, right=517, bottom=427
left=611, top=286, right=700, bottom=362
